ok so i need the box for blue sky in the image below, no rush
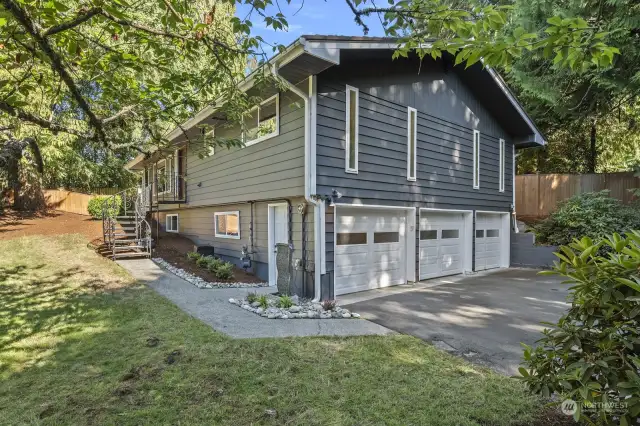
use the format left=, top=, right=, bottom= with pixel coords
left=235, top=0, right=387, bottom=50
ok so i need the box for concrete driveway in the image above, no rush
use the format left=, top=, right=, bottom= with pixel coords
left=342, top=268, right=570, bottom=375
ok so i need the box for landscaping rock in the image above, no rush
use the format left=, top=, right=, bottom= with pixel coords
left=152, top=258, right=268, bottom=289
left=227, top=294, right=361, bottom=320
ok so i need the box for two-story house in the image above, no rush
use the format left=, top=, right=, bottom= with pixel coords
left=125, top=35, right=545, bottom=301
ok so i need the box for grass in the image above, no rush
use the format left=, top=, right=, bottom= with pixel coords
left=0, top=234, right=544, bottom=425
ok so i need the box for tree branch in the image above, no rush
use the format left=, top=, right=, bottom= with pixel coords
left=2, top=0, right=107, bottom=143
left=42, top=7, right=102, bottom=37
left=101, top=105, right=136, bottom=124
left=0, top=100, right=85, bottom=137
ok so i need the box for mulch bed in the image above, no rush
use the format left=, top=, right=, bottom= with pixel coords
left=0, top=209, right=103, bottom=241
left=153, top=233, right=264, bottom=284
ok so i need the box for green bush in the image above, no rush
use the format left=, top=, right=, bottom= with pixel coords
left=195, top=255, right=211, bottom=268
left=186, top=251, right=201, bottom=262
left=246, top=292, right=259, bottom=304
left=520, top=232, right=640, bottom=425
left=257, top=294, right=269, bottom=309
left=533, top=191, right=640, bottom=247
left=205, top=257, right=224, bottom=273
left=278, top=295, right=294, bottom=308
left=87, top=195, right=121, bottom=219
left=214, top=262, right=234, bottom=280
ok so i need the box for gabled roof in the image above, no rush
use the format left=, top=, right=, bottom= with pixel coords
left=126, top=34, right=544, bottom=170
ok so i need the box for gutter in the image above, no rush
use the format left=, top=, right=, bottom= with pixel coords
left=272, top=63, right=322, bottom=302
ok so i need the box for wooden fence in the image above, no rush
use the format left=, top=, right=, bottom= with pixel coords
left=516, top=172, right=640, bottom=218
left=43, top=188, right=118, bottom=215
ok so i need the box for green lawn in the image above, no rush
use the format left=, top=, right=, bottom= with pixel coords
left=0, top=234, right=545, bottom=425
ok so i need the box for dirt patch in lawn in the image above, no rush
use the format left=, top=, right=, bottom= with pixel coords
left=0, top=209, right=103, bottom=241
left=154, top=233, right=264, bottom=284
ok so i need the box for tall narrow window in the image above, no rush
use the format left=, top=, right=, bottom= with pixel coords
left=499, top=138, right=505, bottom=192
left=473, top=130, right=480, bottom=189
left=345, top=85, right=359, bottom=173
left=407, top=107, right=417, bottom=181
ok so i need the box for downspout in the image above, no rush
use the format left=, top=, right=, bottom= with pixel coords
left=272, top=63, right=322, bottom=302
left=513, top=146, right=520, bottom=233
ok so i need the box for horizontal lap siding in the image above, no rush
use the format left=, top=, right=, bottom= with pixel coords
left=181, top=86, right=306, bottom=207
left=158, top=198, right=314, bottom=294
left=316, top=58, right=514, bottom=283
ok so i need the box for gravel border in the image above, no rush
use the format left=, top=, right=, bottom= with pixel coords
left=229, top=295, right=361, bottom=320
left=152, top=258, right=268, bottom=289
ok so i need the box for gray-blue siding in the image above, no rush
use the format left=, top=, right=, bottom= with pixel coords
left=315, top=58, right=514, bottom=285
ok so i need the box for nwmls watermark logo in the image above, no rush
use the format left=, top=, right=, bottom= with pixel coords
left=560, top=399, right=578, bottom=416
left=560, top=399, right=628, bottom=416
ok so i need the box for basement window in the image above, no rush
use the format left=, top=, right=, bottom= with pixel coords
left=345, top=85, right=359, bottom=173
left=215, top=211, right=240, bottom=239
left=244, top=94, right=279, bottom=146
left=166, top=214, right=179, bottom=233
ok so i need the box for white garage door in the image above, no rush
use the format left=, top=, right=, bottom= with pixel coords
left=334, top=208, right=407, bottom=295
left=419, top=212, right=465, bottom=280
left=475, top=213, right=503, bottom=271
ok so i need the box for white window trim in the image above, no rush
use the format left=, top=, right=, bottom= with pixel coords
left=244, top=94, right=280, bottom=147
left=166, top=214, right=179, bottom=233
left=214, top=211, right=241, bottom=239
left=206, top=128, right=215, bottom=156
left=345, top=85, right=359, bottom=174
left=499, top=138, right=505, bottom=192
left=473, top=130, right=480, bottom=189
left=407, top=106, right=417, bottom=181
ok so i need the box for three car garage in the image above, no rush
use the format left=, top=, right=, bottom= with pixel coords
left=333, top=206, right=510, bottom=296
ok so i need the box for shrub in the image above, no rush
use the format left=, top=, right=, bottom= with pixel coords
left=205, top=257, right=225, bottom=273
left=186, top=251, right=201, bottom=262
left=257, top=294, right=269, bottom=309
left=321, top=299, right=337, bottom=311
left=87, top=195, right=121, bottom=219
left=533, top=191, right=640, bottom=247
left=278, top=295, right=294, bottom=308
left=246, top=292, right=259, bottom=304
left=519, top=232, right=640, bottom=425
left=195, top=255, right=211, bottom=268
left=214, top=262, right=234, bottom=280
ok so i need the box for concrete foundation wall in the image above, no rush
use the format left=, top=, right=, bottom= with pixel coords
left=510, top=232, right=558, bottom=268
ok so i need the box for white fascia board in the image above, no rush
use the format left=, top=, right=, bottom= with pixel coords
left=163, top=42, right=306, bottom=143
left=484, top=66, right=546, bottom=145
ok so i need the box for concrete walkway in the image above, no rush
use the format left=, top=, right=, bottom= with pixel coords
left=117, top=259, right=393, bottom=338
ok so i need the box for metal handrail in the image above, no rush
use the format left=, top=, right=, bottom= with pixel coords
left=101, top=187, right=152, bottom=259
left=153, top=172, right=186, bottom=204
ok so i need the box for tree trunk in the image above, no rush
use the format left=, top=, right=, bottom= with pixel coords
left=588, top=119, right=597, bottom=173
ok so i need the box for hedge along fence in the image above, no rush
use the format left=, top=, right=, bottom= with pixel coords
left=516, top=172, right=640, bottom=219
left=43, top=189, right=118, bottom=216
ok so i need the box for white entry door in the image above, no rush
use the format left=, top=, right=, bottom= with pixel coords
left=419, top=212, right=465, bottom=280
left=475, top=213, right=503, bottom=271
left=334, top=208, right=407, bottom=296
left=268, top=204, right=288, bottom=286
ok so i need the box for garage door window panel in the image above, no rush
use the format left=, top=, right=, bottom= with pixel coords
left=420, top=230, right=438, bottom=240
left=374, top=232, right=400, bottom=244
left=442, top=229, right=460, bottom=239
left=476, top=229, right=484, bottom=238
left=487, top=229, right=500, bottom=238
left=336, top=232, right=367, bottom=245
